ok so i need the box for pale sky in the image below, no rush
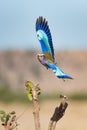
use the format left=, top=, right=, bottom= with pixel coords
left=0, top=0, right=87, bottom=50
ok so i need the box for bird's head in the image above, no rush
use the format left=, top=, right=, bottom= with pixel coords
left=37, top=53, right=45, bottom=61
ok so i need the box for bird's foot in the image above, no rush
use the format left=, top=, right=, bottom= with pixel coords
left=62, top=79, right=65, bottom=82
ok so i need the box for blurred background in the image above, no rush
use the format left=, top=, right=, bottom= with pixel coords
left=0, top=0, right=87, bottom=130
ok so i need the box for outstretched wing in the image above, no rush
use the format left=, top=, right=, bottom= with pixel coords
left=36, top=16, right=55, bottom=63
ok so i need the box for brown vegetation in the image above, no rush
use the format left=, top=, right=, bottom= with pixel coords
left=0, top=50, right=87, bottom=94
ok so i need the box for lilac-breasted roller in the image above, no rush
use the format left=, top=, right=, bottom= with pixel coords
left=36, top=16, right=73, bottom=80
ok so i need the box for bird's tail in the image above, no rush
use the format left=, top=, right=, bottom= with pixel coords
left=46, top=62, right=73, bottom=79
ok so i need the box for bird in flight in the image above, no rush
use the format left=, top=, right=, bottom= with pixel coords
left=35, top=16, right=73, bottom=80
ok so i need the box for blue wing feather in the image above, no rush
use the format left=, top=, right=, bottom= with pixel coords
left=36, top=16, right=55, bottom=61
left=46, top=62, right=73, bottom=79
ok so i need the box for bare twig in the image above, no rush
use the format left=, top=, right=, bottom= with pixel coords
left=32, top=86, right=41, bottom=130
left=48, top=95, right=68, bottom=130
left=25, top=81, right=41, bottom=130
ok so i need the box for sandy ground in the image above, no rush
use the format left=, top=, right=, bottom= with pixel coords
left=0, top=100, right=87, bottom=130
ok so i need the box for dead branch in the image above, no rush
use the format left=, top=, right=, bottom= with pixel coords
left=48, top=95, right=68, bottom=130
left=32, top=86, right=41, bottom=130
